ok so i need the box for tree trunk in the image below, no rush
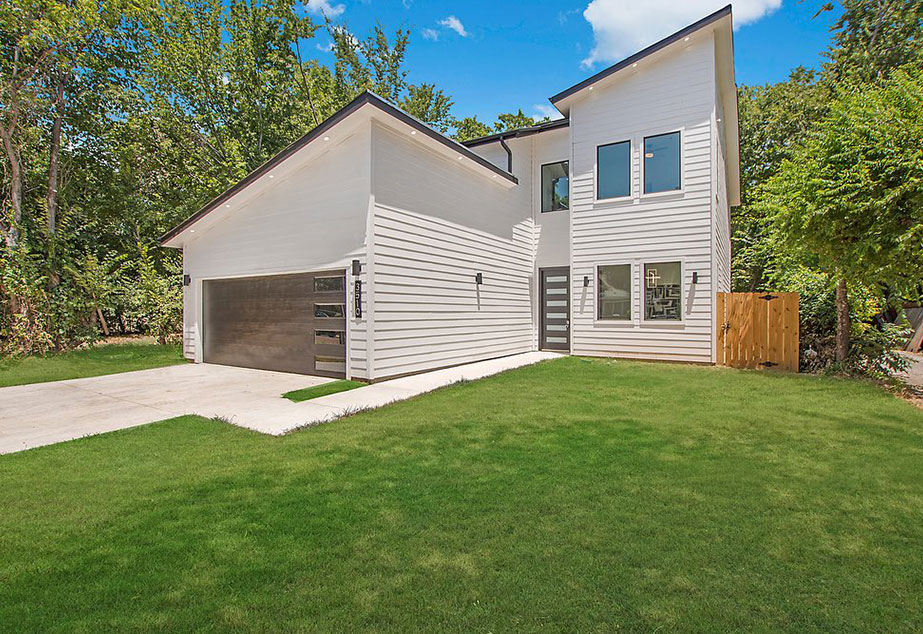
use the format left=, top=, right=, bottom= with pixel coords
left=0, top=125, right=22, bottom=249
left=96, top=307, right=110, bottom=336
left=46, top=74, right=65, bottom=237
left=835, top=275, right=850, bottom=363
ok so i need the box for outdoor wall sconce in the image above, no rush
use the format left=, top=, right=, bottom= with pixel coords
left=183, top=274, right=191, bottom=286
left=692, top=271, right=699, bottom=284
left=584, top=275, right=590, bottom=287
left=351, top=259, right=361, bottom=276
left=475, top=272, right=483, bottom=285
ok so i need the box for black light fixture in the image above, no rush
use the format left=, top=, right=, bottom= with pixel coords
left=692, top=271, right=699, bottom=284
left=475, top=272, right=483, bottom=285
left=351, top=259, right=361, bottom=276
left=183, top=274, right=191, bottom=287
left=584, top=275, right=590, bottom=287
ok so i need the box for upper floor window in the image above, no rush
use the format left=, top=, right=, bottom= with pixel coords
left=541, top=161, right=569, bottom=212
left=643, top=131, right=681, bottom=194
left=597, top=140, right=631, bottom=199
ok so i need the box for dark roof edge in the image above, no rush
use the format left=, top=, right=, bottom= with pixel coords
left=161, top=91, right=516, bottom=246
left=549, top=4, right=732, bottom=105
left=461, top=118, right=570, bottom=148
left=369, top=95, right=519, bottom=183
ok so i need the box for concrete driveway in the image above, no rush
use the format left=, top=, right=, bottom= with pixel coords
left=0, top=352, right=560, bottom=455
left=0, top=364, right=332, bottom=455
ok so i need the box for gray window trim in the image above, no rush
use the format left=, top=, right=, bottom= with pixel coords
left=540, top=160, right=570, bottom=213
left=596, top=140, right=632, bottom=201
left=642, top=131, right=682, bottom=194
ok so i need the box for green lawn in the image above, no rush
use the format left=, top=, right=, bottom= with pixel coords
left=0, top=341, right=185, bottom=387
left=1, top=358, right=921, bottom=633
left=283, top=379, right=365, bottom=402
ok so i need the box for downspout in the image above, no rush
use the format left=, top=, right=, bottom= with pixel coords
left=499, top=134, right=513, bottom=173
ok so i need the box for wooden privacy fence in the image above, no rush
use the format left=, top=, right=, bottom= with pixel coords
left=716, top=292, right=800, bottom=372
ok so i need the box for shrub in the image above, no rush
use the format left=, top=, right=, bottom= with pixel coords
left=122, top=244, right=182, bottom=344
left=842, top=323, right=912, bottom=378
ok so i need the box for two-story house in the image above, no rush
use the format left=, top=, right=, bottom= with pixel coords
left=161, top=5, right=739, bottom=381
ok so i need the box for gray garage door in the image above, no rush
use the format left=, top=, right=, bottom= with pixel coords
left=203, top=270, right=347, bottom=377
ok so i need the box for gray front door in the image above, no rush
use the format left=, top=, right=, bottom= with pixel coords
left=202, top=270, right=347, bottom=377
left=540, top=267, right=570, bottom=351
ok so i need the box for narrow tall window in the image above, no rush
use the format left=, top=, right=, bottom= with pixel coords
left=643, top=261, right=682, bottom=321
left=597, top=141, right=631, bottom=199
left=541, top=161, right=569, bottom=212
left=643, top=131, right=681, bottom=193
left=597, top=264, right=632, bottom=320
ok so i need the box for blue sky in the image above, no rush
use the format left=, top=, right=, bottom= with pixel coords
left=305, top=0, right=841, bottom=123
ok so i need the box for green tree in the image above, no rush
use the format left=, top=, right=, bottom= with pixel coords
left=400, top=82, right=454, bottom=132
left=822, top=0, right=923, bottom=82
left=733, top=68, right=827, bottom=291
left=493, top=109, right=542, bottom=132
left=766, top=64, right=923, bottom=361
left=453, top=116, right=492, bottom=142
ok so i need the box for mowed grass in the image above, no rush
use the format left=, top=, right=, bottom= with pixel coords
left=0, top=342, right=185, bottom=387
left=283, top=379, right=365, bottom=402
left=1, top=357, right=922, bottom=633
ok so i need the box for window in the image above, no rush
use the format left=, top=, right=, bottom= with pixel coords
left=541, top=161, right=569, bottom=212
left=314, top=276, right=345, bottom=292
left=315, top=330, right=345, bottom=345
left=315, top=356, right=346, bottom=373
left=597, top=141, right=631, bottom=199
left=643, top=131, right=681, bottom=193
left=643, top=261, right=682, bottom=321
left=314, top=304, right=345, bottom=318
left=597, top=264, right=632, bottom=320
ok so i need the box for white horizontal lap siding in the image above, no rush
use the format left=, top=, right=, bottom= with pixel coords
left=569, top=35, right=718, bottom=363
left=182, top=248, right=195, bottom=359
left=714, top=80, right=732, bottom=294
left=370, top=123, right=533, bottom=379
left=181, top=124, right=372, bottom=375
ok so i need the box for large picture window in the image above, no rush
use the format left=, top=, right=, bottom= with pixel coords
left=643, top=261, right=682, bottom=321
left=643, top=131, right=681, bottom=194
left=597, top=264, right=632, bottom=320
left=541, top=161, right=569, bottom=212
left=597, top=140, right=631, bottom=199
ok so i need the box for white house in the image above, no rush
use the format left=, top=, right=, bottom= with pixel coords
left=161, top=5, right=739, bottom=381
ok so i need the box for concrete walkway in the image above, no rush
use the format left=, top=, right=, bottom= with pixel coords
left=0, top=352, right=558, bottom=454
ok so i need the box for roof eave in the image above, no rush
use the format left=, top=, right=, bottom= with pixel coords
left=549, top=4, right=733, bottom=115
left=160, top=91, right=517, bottom=247
left=461, top=118, right=570, bottom=148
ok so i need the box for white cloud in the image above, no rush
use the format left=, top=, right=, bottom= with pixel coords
left=439, top=15, right=468, bottom=37
left=304, top=0, right=345, bottom=18
left=421, top=28, right=440, bottom=41
left=533, top=104, right=565, bottom=121
left=316, top=41, right=335, bottom=52
left=581, top=0, right=780, bottom=68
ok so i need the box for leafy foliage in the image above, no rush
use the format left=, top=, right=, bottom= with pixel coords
left=1, top=1, right=503, bottom=356
left=767, top=64, right=923, bottom=295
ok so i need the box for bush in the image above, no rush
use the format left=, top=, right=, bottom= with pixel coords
left=774, top=267, right=905, bottom=376
left=1, top=241, right=182, bottom=357
left=842, top=323, right=912, bottom=378
left=122, top=244, right=182, bottom=344
left=0, top=250, right=53, bottom=357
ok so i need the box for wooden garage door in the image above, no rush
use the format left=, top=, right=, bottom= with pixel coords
left=203, top=270, right=346, bottom=377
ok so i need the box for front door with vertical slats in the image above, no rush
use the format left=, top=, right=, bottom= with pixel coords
left=540, top=267, right=570, bottom=352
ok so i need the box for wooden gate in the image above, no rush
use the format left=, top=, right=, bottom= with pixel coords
left=716, top=292, right=799, bottom=372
